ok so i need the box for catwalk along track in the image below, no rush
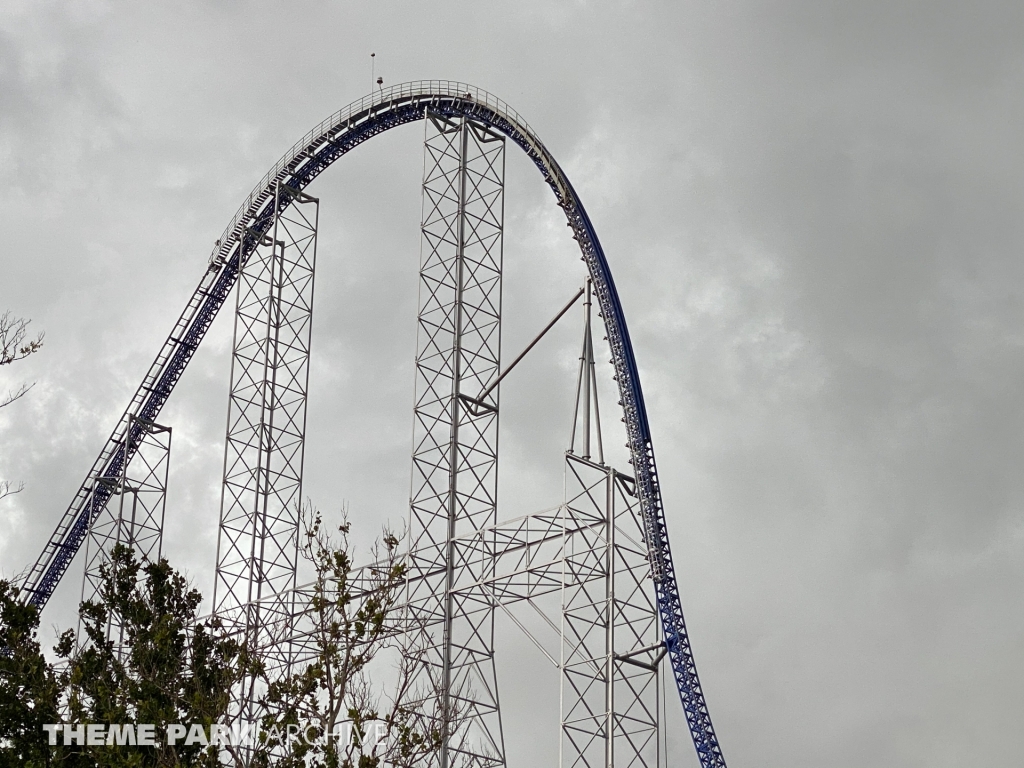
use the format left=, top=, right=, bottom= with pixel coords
left=22, top=81, right=728, bottom=768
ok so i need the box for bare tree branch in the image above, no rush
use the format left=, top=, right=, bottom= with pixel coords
left=0, top=311, right=43, bottom=413
left=0, top=310, right=44, bottom=366
left=240, top=502, right=460, bottom=767
left=0, top=381, right=33, bottom=410
left=0, top=311, right=44, bottom=497
left=0, top=479, right=24, bottom=502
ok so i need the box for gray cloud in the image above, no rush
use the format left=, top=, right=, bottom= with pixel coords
left=2, top=1, right=1024, bottom=765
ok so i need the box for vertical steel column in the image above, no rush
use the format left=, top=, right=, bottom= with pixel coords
left=404, top=109, right=506, bottom=768
left=213, top=184, right=318, bottom=703
left=80, top=414, right=171, bottom=649
left=570, top=279, right=604, bottom=465
left=562, top=296, right=661, bottom=768
left=560, top=455, right=663, bottom=768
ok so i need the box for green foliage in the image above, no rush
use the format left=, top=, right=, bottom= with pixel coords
left=248, top=507, right=442, bottom=768
left=1, top=546, right=248, bottom=767
left=0, top=580, right=83, bottom=768
left=0, top=513, right=448, bottom=768
left=62, top=545, right=247, bottom=767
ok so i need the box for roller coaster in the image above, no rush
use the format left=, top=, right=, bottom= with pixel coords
left=20, top=81, right=729, bottom=768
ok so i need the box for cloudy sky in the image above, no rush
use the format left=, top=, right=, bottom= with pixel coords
left=3, top=1, right=1024, bottom=766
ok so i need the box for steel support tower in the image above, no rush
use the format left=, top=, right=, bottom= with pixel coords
left=79, top=414, right=171, bottom=648
left=22, top=83, right=728, bottom=768
left=403, top=110, right=507, bottom=768
left=561, top=454, right=663, bottom=768
left=213, top=183, right=319, bottom=715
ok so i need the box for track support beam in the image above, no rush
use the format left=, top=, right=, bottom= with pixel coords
left=404, top=109, right=507, bottom=768
left=79, top=414, right=171, bottom=653
left=561, top=454, right=662, bottom=768
left=213, top=184, right=318, bottom=725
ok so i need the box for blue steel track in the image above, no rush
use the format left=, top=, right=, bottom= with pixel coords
left=21, top=82, right=727, bottom=768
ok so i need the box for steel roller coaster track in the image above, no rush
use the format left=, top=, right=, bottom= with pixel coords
left=21, top=81, right=727, bottom=768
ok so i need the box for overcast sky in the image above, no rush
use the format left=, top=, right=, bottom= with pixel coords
left=3, top=1, right=1024, bottom=766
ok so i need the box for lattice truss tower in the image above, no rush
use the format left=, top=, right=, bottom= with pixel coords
left=67, top=106, right=682, bottom=768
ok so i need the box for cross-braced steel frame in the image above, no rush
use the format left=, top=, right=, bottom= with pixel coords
left=23, top=82, right=729, bottom=768
left=561, top=454, right=662, bottom=768
left=213, top=183, right=318, bottom=721
left=403, top=110, right=507, bottom=768
left=79, top=414, right=171, bottom=648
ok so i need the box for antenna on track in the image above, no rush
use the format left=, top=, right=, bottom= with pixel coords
left=371, top=52, right=383, bottom=96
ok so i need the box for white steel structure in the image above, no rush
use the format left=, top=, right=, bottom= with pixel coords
left=24, top=83, right=729, bottom=768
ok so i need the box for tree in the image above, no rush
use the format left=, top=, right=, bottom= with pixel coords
left=239, top=506, right=450, bottom=768
left=0, top=580, right=85, bottom=768
left=1, top=548, right=250, bottom=768
left=0, top=310, right=44, bottom=410
left=61, top=545, right=248, bottom=767
left=0, top=310, right=44, bottom=501
left=0, top=509, right=452, bottom=767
